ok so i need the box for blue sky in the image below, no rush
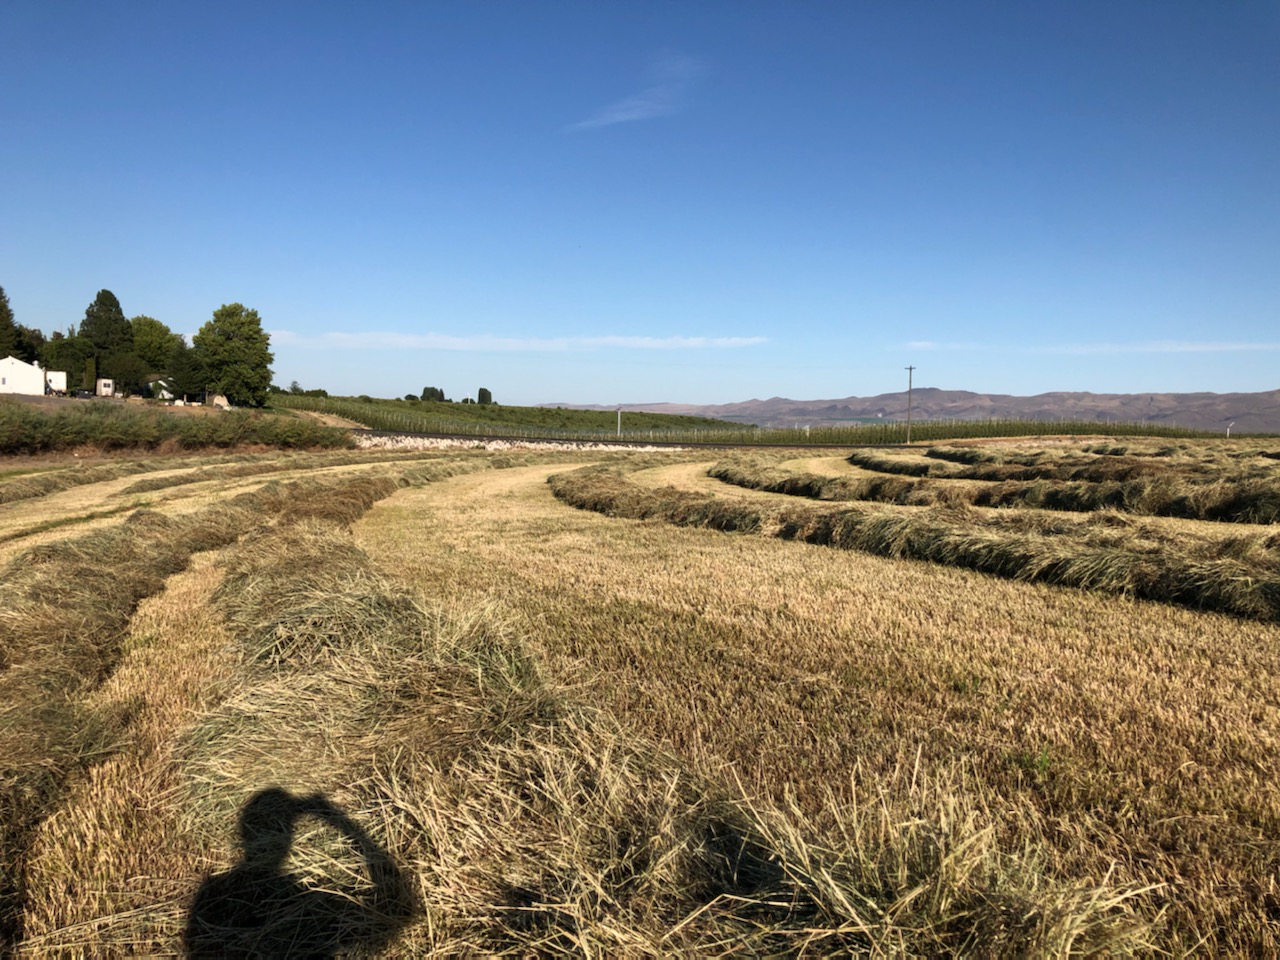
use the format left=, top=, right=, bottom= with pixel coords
left=3, top=1, right=1277, bottom=404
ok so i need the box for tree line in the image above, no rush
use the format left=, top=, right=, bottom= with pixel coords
left=0, top=286, right=274, bottom=407
left=406, top=386, right=494, bottom=405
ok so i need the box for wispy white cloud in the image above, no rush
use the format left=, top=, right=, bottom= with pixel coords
left=906, top=340, right=1280, bottom=355
left=569, top=53, right=706, bottom=131
left=272, top=330, right=766, bottom=352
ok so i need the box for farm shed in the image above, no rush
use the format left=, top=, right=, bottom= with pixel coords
left=0, top=355, right=50, bottom=395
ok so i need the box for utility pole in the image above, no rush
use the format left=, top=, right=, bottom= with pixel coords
left=904, top=365, right=915, bottom=444
left=617, top=406, right=621, bottom=437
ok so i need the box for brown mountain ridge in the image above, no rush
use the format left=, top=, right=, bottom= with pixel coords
left=552, top=387, right=1280, bottom=434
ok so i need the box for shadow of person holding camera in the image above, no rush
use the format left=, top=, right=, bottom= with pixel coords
left=184, top=788, right=415, bottom=958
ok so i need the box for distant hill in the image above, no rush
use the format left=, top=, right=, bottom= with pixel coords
left=549, top=387, right=1280, bottom=434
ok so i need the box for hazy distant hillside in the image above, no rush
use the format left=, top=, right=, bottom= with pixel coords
left=553, top=388, right=1280, bottom=434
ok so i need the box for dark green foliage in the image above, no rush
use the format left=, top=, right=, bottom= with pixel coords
left=0, top=293, right=41, bottom=364
left=13, top=326, right=43, bottom=364
left=100, top=350, right=150, bottom=395
left=0, top=286, right=16, bottom=358
left=287, top=381, right=329, bottom=397
left=39, top=336, right=93, bottom=385
left=421, top=386, right=446, bottom=402
left=478, top=387, right=493, bottom=405
left=167, top=340, right=206, bottom=400
left=192, top=303, right=274, bottom=407
left=79, top=290, right=133, bottom=356
left=130, top=315, right=182, bottom=371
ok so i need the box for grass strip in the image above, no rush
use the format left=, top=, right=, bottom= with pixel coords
left=0, top=398, right=353, bottom=455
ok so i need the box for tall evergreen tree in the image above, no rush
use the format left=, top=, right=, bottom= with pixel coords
left=0, top=286, right=18, bottom=359
left=168, top=339, right=207, bottom=401
left=80, top=290, right=133, bottom=356
left=15, top=326, right=45, bottom=364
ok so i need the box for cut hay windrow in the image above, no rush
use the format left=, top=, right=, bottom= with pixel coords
left=108, top=447, right=504, bottom=497
left=550, top=466, right=1280, bottom=623
left=0, top=453, right=274, bottom=507
left=0, top=472, right=403, bottom=948
left=717, top=451, right=1280, bottom=524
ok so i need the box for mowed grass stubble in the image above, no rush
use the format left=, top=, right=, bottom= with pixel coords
left=356, top=461, right=1280, bottom=953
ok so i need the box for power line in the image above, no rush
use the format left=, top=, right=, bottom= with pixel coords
left=904, top=365, right=915, bottom=444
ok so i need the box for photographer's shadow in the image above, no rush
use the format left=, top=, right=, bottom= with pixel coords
left=184, top=788, right=415, bottom=958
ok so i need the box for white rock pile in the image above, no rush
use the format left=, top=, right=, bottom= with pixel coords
left=354, top=433, right=685, bottom=453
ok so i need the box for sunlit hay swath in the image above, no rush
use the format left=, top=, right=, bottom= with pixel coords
left=107, top=448, right=489, bottom=499
left=722, top=447, right=1280, bottom=522
left=360, top=718, right=1158, bottom=956
left=16, top=556, right=235, bottom=952
left=0, top=460, right=156, bottom=506
left=167, top=518, right=1155, bottom=955
left=548, top=465, right=764, bottom=532
left=0, top=472, right=406, bottom=947
left=550, top=466, right=1280, bottom=623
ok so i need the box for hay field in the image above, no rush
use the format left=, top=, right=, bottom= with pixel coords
left=2, top=437, right=1278, bottom=954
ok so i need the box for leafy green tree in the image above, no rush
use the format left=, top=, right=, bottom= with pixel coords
left=80, top=290, right=134, bottom=356
left=101, top=351, right=150, bottom=395
left=130, top=315, right=183, bottom=371
left=478, top=387, right=493, bottom=405
left=0, top=286, right=18, bottom=358
left=84, top=357, right=97, bottom=392
left=421, top=386, right=445, bottom=402
left=42, top=335, right=96, bottom=382
left=192, top=303, right=274, bottom=407
left=15, top=325, right=45, bottom=364
left=167, top=339, right=207, bottom=401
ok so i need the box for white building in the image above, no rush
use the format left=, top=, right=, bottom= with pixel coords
left=46, top=370, right=67, bottom=394
left=0, top=356, right=50, bottom=396
left=96, top=378, right=115, bottom=397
